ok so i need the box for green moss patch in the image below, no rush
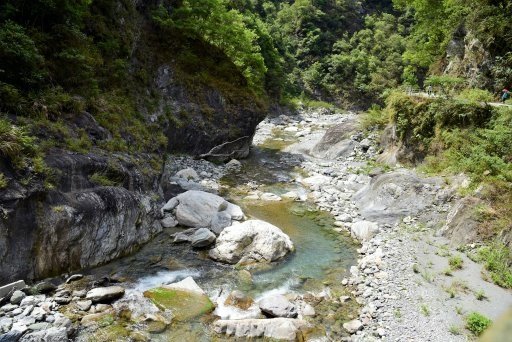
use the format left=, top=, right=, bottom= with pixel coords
left=143, top=287, right=214, bottom=322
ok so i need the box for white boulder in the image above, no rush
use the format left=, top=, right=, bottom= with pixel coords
left=213, top=318, right=307, bottom=341
left=350, top=221, right=379, bottom=241
left=209, top=220, right=294, bottom=265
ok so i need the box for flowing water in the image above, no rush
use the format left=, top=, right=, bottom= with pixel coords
left=83, top=128, right=358, bottom=340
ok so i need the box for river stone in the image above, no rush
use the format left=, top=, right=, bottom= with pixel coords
left=170, top=190, right=244, bottom=228
left=0, top=317, right=12, bottom=333
left=29, top=307, right=46, bottom=321
left=210, top=212, right=232, bottom=235
left=172, top=228, right=198, bottom=243
left=27, top=322, right=50, bottom=331
left=282, top=191, right=299, bottom=200
left=76, top=300, right=92, bottom=311
left=209, top=220, right=294, bottom=265
left=191, top=228, right=216, bottom=248
left=224, top=291, right=254, bottom=310
left=350, top=221, right=379, bottom=241
left=224, top=203, right=244, bottom=221
left=144, top=277, right=214, bottom=321
left=34, top=282, right=56, bottom=294
left=258, top=295, right=297, bottom=318
left=161, top=197, right=179, bottom=214
left=160, top=216, right=178, bottom=228
left=213, top=318, right=307, bottom=341
left=343, top=319, right=362, bottom=334
left=175, top=168, right=199, bottom=181
left=10, top=290, right=26, bottom=305
left=86, top=286, right=125, bottom=303
left=225, top=159, right=242, bottom=169
left=301, top=174, right=331, bottom=187
left=19, top=326, right=68, bottom=341
left=260, top=193, right=282, bottom=201
left=0, top=330, right=24, bottom=342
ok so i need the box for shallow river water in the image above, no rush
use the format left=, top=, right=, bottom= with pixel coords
left=83, top=128, right=358, bottom=340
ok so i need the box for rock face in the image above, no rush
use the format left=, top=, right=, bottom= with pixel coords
left=353, top=169, right=443, bottom=224
left=209, top=220, right=294, bottom=265
left=163, top=190, right=243, bottom=229
left=213, top=318, right=307, bottom=341
left=437, top=197, right=481, bottom=245
left=156, top=64, right=266, bottom=163
left=0, top=152, right=162, bottom=284
left=310, top=122, right=358, bottom=159
left=258, top=295, right=298, bottom=318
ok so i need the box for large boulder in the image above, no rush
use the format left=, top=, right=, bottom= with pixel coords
left=213, top=318, right=307, bottom=341
left=209, top=220, right=294, bottom=265
left=143, top=277, right=214, bottom=322
left=161, top=190, right=243, bottom=228
left=258, top=295, right=297, bottom=318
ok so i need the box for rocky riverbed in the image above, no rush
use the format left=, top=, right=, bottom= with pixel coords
left=1, top=108, right=511, bottom=341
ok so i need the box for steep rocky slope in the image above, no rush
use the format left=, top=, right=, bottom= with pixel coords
left=0, top=0, right=267, bottom=283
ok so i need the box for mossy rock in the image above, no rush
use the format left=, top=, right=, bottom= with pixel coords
left=143, top=287, right=214, bottom=322
left=86, top=323, right=130, bottom=342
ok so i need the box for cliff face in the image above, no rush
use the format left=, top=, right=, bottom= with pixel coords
left=0, top=1, right=267, bottom=284
left=443, top=28, right=493, bottom=88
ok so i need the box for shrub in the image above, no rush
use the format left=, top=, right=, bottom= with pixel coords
left=0, top=172, right=7, bottom=189
left=456, top=88, right=495, bottom=103
left=477, top=241, right=512, bottom=289
left=361, top=104, right=388, bottom=130
left=89, top=172, right=122, bottom=187
left=0, top=118, right=37, bottom=165
left=466, top=312, right=492, bottom=336
left=449, top=255, right=464, bottom=270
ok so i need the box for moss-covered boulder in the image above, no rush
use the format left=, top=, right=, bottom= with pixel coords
left=143, top=277, right=214, bottom=322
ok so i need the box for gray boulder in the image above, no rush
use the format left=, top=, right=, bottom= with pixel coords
left=343, top=319, right=362, bottom=334
left=210, top=212, right=232, bottom=235
left=213, top=318, right=307, bottom=341
left=191, top=228, right=216, bottom=248
left=174, top=168, right=199, bottom=181
left=258, top=295, right=297, bottom=318
left=166, top=191, right=243, bottom=228
left=86, top=286, right=125, bottom=303
left=0, top=330, right=24, bottom=342
left=209, top=220, right=294, bottom=265
left=19, top=327, right=68, bottom=342
left=160, top=216, right=178, bottom=228
left=10, top=290, right=26, bottom=305
left=171, top=228, right=198, bottom=243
